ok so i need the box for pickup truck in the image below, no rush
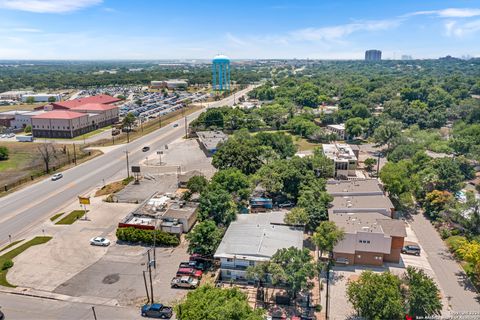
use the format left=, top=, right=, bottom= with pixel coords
left=176, top=267, right=203, bottom=279
left=170, top=276, right=199, bottom=289
left=141, top=303, right=173, bottom=319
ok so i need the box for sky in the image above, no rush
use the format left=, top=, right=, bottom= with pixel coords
left=0, top=0, right=479, bottom=60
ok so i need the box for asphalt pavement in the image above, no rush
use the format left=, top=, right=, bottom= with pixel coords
left=0, top=86, right=254, bottom=247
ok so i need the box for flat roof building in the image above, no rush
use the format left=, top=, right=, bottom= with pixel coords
left=197, top=130, right=228, bottom=155
left=21, top=93, right=61, bottom=103
left=214, top=211, right=303, bottom=282
left=150, top=80, right=188, bottom=90
left=330, top=194, right=395, bottom=218
left=0, top=90, right=33, bottom=100
left=326, top=179, right=384, bottom=196
left=322, top=143, right=358, bottom=178
left=326, top=124, right=346, bottom=140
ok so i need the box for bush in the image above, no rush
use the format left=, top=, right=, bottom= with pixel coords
left=440, top=228, right=452, bottom=240
left=0, top=146, right=8, bottom=161
left=122, top=176, right=134, bottom=185
left=445, top=235, right=467, bottom=254
left=116, top=227, right=179, bottom=247
left=2, top=259, right=14, bottom=270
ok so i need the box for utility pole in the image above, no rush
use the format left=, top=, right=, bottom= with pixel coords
left=147, top=250, right=154, bottom=304
left=91, top=306, right=98, bottom=320
left=184, top=116, right=188, bottom=139
left=376, top=152, right=381, bottom=178
left=73, top=143, right=77, bottom=165
left=158, top=116, right=162, bottom=128
left=125, top=150, right=130, bottom=178
left=143, top=270, right=150, bottom=303
left=325, top=259, right=332, bottom=320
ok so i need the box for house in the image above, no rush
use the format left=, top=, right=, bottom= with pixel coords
left=326, top=124, right=346, bottom=139
left=214, top=212, right=303, bottom=282
left=322, top=143, right=358, bottom=178
left=161, top=201, right=198, bottom=233
left=197, top=131, right=228, bottom=156
left=329, top=211, right=406, bottom=266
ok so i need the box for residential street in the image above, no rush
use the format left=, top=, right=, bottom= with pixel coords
left=409, top=212, right=480, bottom=312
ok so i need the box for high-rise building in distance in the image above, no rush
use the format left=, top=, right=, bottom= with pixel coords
left=365, top=50, right=382, bottom=61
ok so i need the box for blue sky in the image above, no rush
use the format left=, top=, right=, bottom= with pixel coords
left=0, top=0, right=479, bottom=59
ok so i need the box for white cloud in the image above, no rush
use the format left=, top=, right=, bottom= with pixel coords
left=289, top=19, right=401, bottom=42
left=225, top=32, right=248, bottom=47
left=409, top=8, right=480, bottom=18
left=444, top=19, right=480, bottom=37
left=12, top=27, right=41, bottom=32
left=0, top=0, right=102, bottom=13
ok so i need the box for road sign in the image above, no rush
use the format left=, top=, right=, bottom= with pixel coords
left=78, top=196, right=90, bottom=205
left=131, top=166, right=141, bottom=173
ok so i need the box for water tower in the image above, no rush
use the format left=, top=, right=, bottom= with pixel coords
left=212, top=54, right=230, bottom=91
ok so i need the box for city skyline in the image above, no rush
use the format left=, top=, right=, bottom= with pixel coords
left=0, top=0, right=479, bottom=60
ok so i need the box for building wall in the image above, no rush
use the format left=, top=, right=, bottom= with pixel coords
left=333, top=252, right=355, bottom=265
left=383, top=236, right=404, bottom=263
left=353, top=250, right=384, bottom=266
left=0, top=117, right=14, bottom=127
left=219, top=257, right=256, bottom=282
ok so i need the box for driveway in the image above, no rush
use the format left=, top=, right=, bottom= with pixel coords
left=409, top=213, right=479, bottom=311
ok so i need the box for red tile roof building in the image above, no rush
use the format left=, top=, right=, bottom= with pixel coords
left=51, top=94, right=121, bottom=109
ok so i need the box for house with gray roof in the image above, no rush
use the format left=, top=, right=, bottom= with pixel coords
left=214, top=211, right=303, bottom=282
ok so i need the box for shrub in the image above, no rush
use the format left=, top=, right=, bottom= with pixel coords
left=445, top=236, right=467, bottom=255
left=440, top=228, right=452, bottom=240
left=2, top=259, right=14, bottom=270
left=122, top=176, right=134, bottom=185
left=116, top=227, right=179, bottom=247
left=0, top=146, right=8, bottom=161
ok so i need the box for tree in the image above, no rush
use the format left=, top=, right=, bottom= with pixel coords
left=297, top=179, right=333, bottom=230
left=424, top=190, right=453, bottom=219
left=373, top=121, right=402, bottom=150
left=25, top=96, right=35, bottom=104
left=186, top=220, right=223, bottom=256
left=0, top=146, right=8, bottom=161
left=211, top=168, right=252, bottom=200
left=347, top=271, right=404, bottom=320
left=24, top=124, right=32, bottom=134
left=364, top=157, right=377, bottom=172
left=379, top=160, right=412, bottom=198
left=204, top=108, right=224, bottom=128
left=312, top=221, right=345, bottom=257
left=199, top=184, right=237, bottom=226
left=345, top=117, right=367, bottom=138
left=175, top=285, right=264, bottom=320
left=47, top=96, right=56, bottom=103
left=254, top=132, right=296, bottom=158
left=37, top=143, right=57, bottom=173
left=284, top=207, right=309, bottom=226
left=186, top=175, right=208, bottom=194
left=269, top=247, right=315, bottom=298
left=403, top=267, right=443, bottom=318
left=117, top=94, right=126, bottom=100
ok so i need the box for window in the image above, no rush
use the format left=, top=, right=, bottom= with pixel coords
left=226, top=258, right=233, bottom=262
left=249, top=261, right=255, bottom=266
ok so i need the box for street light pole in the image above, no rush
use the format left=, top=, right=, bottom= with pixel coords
left=125, top=150, right=130, bottom=178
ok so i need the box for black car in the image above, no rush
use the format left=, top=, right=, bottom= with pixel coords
left=142, top=146, right=150, bottom=152
left=401, top=245, right=421, bottom=256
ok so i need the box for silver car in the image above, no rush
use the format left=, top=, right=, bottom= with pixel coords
left=90, top=237, right=110, bottom=246
left=51, top=173, right=63, bottom=181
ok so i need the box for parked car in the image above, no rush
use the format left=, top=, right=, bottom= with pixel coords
left=170, top=276, right=199, bottom=289
left=173, top=123, right=179, bottom=128
left=176, top=267, right=203, bottom=279
left=189, top=254, right=211, bottom=268
left=142, top=146, right=150, bottom=152
left=401, top=245, right=421, bottom=256
left=90, top=237, right=111, bottom=247
left=141, top=303, right=173, bottom=319
left=51, top=173, right=63, bottom=181
left=179, top=261, right=205, bottom=271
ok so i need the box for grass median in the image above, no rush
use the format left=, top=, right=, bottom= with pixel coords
left=0, top=240, right=24, bottom=253
left=55, top=210, right=88, bottom=225
left=0, top=236, right=52, bottom=287
left=50, top=212, right=64, bottom=222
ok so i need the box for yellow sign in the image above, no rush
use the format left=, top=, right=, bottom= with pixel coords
left=78, top=197, right=90, bottom=205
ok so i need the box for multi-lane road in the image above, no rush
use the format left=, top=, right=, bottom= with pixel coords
left=0, top=86, right=253, bottom=247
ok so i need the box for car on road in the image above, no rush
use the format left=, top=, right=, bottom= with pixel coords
left=401, top=244, right=421, bottom=256
left=173, top=123, right=179, bottom=127
left=141, top=303, right=173, bottom=319
left=170, top=276, right=199, bottom=289
left=51, top=173, right=63, bottom=181
left=176, top=267, right=203, bottom=279
left=142, top=146, right=150, bottom=152
left=90, top=237, right=111, bottom=247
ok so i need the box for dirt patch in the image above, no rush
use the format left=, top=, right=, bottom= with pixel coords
left=103, top=273, right=120, bottom=284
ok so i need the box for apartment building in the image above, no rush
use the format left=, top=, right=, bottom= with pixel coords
left=322, top=143, right=359, bottom=178
left=214, top=212, right=303, bottom=282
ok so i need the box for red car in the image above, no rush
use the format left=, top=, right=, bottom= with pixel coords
left=177, top=267, right=203, bottom=279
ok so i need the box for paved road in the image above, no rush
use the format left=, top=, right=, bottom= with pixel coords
left=0, top=86, right=253, bottom=247
left=0, top=292, right=141, bottom=320
left=409, top=212, right=479, bottom=312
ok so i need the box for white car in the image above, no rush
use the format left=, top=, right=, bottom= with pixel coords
left=90, top=237, right=110, bottom=246
left=51, top=173, right=63, bottom=181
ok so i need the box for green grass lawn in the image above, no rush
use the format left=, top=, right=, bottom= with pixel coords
left=0, top=236, right=52, bottom=287
left=0, top=239, right=24, bottom=253
left=55, top=210, right=88, bottom=225
left=0, top=148, right=33, bottom=171
left=50, top=212, right=64, bottom=222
